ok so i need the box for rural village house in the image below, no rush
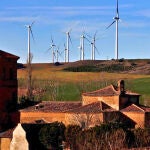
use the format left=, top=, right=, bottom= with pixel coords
left=0, top=50, right=150, bottom=149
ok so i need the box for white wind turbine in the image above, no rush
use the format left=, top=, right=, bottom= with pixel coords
left=25, top=22, right=35, bottom=99
left=65, top=29, right=72, bottom=63
left=25, top=22, right=35, bottom=65
left=80, top=32, right=91, bottom=61
left=90, top=31, right=98, bottom=60
left=64, top=43, right=67, bottom=62
left=47, top=36, right=56, bottom=63
left=106, top=0, right=120, bottom=60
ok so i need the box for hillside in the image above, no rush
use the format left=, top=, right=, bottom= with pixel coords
left=17, top=59, right=150, bottom=105
left=18, top=59, right=150, bottom=74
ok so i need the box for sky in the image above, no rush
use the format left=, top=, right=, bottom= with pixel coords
left=0, top=0, right=150, bottom=63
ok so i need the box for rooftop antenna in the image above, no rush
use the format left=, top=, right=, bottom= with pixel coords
left=106, top=0, right=120, bottom=60
left=25, top=21, right=35, bottom=99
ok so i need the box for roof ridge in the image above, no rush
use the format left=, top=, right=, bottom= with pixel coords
left=131, top=104, right=145, bottom=112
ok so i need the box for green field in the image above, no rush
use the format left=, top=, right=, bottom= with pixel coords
left=17, top=63, right=150, bottom=105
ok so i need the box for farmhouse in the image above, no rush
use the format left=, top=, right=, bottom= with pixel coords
left=0, top=50, right=150, bottom=149
left=20, top=80, right=150, bottom=128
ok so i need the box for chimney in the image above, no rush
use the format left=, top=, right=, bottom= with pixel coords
left=118, top=80, right=125, bottom=93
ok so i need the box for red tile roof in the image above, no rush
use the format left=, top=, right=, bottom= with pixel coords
left=0, top=128, right=14, bottom=138
left=82, top=85, right=120, bottom=96
left=66, top=101, right=116, bottom=113
left=82, top=84, right=140, bottom=97
left=121, top=104, right=145, bottom=112
left=139, top=105, right=150, bottom=112
left=20, top=101, right=82, bottom=113
left=0, top=50, right=19, bottom=59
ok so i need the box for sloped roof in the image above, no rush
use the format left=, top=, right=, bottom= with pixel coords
left=66, top=101, right=116, bottom=113
left=0, top=128, right=14, bottom=138
left=121, top=104, right=145, bottom=112
left=82, top=85, right=120, bottom=96
left=20, top=101, right=82, bottom=113
left=0, top=50, right=19, bottom=60
left=82, top=85, right=140, bottom=97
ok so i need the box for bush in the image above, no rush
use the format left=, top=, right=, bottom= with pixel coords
left=39, top=122, right=66, bottom=149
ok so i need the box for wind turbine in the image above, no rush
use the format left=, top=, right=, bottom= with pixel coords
left=47, top=36, right=56, bottom=63
left=64, top=43, right=67, bottom=63
left=80, top=32, right=91, bottom=61
left=25, top=22, right=35, bottom=99
left=91, top=31, right=98, bottom=60
left=78, top=37, right=82, bottom=60
left=65, top=29, right=72, bottom=63
left=106, top=0, right=120, bottom=60
left=25, top=22, right=35, bottom=65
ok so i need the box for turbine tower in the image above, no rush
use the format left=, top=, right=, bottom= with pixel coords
left=107, top=0, right=120, bottom=60
left=64, top=43, right=67, bottom=62
left=25, top=22, right=35, bottom=99
left=47, top=37, right=56, bottom=63
left=81, top=34, right=85, bottom=61
left=91, top=32, right=97, bottom=60
left=66, top=30, right=72, bottom=62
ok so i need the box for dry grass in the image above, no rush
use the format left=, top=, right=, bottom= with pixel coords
left=17, top=63, right=148, bottom=82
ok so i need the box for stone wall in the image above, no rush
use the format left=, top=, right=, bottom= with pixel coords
left=122, top=112, right=145, bottom=128
left=82, top=95, right=120, bottom=110
left=20, top=112, right=66, bottom=124
left=0, top=138, right=11, bottom=150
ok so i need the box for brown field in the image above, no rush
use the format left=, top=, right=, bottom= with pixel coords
left=17, top=62, right=149, bottom=82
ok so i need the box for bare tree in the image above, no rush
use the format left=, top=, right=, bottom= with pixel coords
left=66, top=113, right=102, bottom=129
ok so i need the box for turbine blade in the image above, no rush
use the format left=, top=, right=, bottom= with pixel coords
left=51, top=36, right=54, bottom=44
left=85, top=36, right=91, bottom=43
left=117, top=0, right=119, bottom=17
left=95, top=46, right=100, bottom=56
left=106, top=21, right=115, bottom=29
left=68, top=34, right=72, bottom=45
left=31, top=21, right=35, bottom=27
left=94, top=30, right=98, bottom=38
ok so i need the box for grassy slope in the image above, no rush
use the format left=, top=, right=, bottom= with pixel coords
left=17, top=63, right=150, bottom=105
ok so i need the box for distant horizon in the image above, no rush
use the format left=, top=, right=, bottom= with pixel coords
left=0, top=0, right=150, bottom=63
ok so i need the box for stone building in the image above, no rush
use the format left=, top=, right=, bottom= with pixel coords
left=20, top=80, right=150, bottom=128
left=0, top=50, right=19, bottom=131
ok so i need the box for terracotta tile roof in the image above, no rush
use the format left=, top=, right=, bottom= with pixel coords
left=0, top=50, right=19, bottom=59
left=121, top=104, right=145, bottom=112
left=66, top=101, right=116, bottom=113
left=82, top=85, right=120, bottom=96
left=82, top=84, right=140, bottom=97
left=20, top=101, right=82, bottom=113
left=0, top=128, right=14, bottom=138
left=139, top=105, right=150, bottom=112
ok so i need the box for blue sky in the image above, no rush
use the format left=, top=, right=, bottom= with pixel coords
left=0, top=0, right=150, bottom=63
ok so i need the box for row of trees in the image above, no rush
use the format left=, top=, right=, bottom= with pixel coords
left=23, top=122, right=150, bottom=150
